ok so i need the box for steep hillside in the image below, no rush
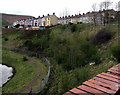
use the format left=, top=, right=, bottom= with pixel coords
left=1, top=13, right=34, bottom=25
left=2, top=24, right=119, bottom=94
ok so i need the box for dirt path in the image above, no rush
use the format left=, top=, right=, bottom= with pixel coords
left=16, top=58, right=42, bottom=93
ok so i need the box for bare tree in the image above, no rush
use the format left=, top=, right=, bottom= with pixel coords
left=99, top=3, right=104, bottom=11
left=91, top=3, right=98, bottom=26
left=100, top=0, right=113, bottom=25
left=61, top=8, right=70, bottom=17
left=116, top=1, right=120, bottom=44
left=99, top=3, right=104, bottom=25
left=115, top=2, right=118, bottom=11
left=119, top=1, right=120, bottom=11
left=61, top=8, right=70, bottom=24
left=64, top=8, right=70, bottom=16
left=101, top=0, right=113, bottom=10
left=92, top=3, right=97, bottom=12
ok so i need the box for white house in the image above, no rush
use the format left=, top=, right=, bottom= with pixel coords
left=80, top=13, right=94, bottom=24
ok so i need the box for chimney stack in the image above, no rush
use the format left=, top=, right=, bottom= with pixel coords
left=48, top=14, right=49, bottom=16
left=53, top=13, right=55, bottom=15
left=43, top=15, right=44, bottom=17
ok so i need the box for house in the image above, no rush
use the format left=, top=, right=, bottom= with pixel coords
left=58, top=17, right=63, bottom=24
left=100, top=9, right=116, bottom=25
left=43, top=13, right=58, bottom=26
left=37, top=16, right=43, bottom=26
left=28, top=18, right=34, bottom=27
left=34, top=13, right=58, bottom=26
left=80, top=12, right=104, bottom=25
left=13, top=21, right=19, bottom=26
left=58, top=14, right=81, bottom=24
left=71, top=14, right=81, bottom=24
left=80, top=12, right=94, bottom=24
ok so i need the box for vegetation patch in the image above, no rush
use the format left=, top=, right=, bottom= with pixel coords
left=111, top=45, right=120, bottom=62
left=90, top=28, right=112, bottom=45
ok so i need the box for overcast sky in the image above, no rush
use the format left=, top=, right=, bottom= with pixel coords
left=0, top=0, right=119, bottom=17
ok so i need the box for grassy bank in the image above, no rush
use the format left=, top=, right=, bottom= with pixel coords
left=2, top=49, right=47, bottom=93
left=2, top=30, right=24, bottom=49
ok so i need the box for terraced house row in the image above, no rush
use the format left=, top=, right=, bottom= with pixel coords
left=13, top=13, right=58, bottom=27
left=13, top=9, right=117, bottom=27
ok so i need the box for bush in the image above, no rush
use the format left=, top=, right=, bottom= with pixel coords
left=23, top=56, right=28, bottom=61
left=111, top=45, right=120, bottom=62
left=80, top=42, right=100, bottom=65
left=20, top=30, right=37, bottom=39
left=4, top=38, right=8, bottom=41
left=91, top=28, right=112, bottom=45
left=71, top=24, right=77, bottom=32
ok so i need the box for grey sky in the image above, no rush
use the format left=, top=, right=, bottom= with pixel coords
left=0, top=0, right=119, bottom=17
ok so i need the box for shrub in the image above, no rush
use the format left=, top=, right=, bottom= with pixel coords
left=91, top=28, right=112, bottom=45
left=80, top=42, right=100, bottom=65
left=24, top=40, right=32, bottom=47
left=111, top=45, right=120, bottom=62
left=61, top=25, right=67, bottom=30
left=4, top=38, right=8, bottom=41
left=20, top=30, right=37, bottom=39
left=23, top=56, right=28, bottom=61
left=71, top=24, right=77, bottom=32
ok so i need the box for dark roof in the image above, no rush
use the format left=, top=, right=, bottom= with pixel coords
left=58, top=14, right=81, bottom=19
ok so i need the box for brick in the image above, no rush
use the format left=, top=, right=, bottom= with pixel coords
left=108, top=69, right=120, bottom=75
left=116, top=64, right=120, bottom=67
left=93, top=77, right=119, bottom=87
left=77, top=85, right=104, bottom=94
left=69, top=88, right=89, bottom=94
left=96, top=74, right=120, bottom=83
left=63, top=64, right=120, bottom=95
left=88, top=79, right=119, bottom=91
left=101, top=73, right=120, bottom=80
left=83, top=81, right=116, bottom=94
left=109, top=67, right=120, bottom=72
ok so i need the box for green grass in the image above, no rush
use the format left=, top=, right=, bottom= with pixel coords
left=2, top=49, right=47, bottom=93
left=2, top=30, right=25, bottom=48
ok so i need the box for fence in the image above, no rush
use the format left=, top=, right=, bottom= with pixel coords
left=3, top=47, right=51, bottom=93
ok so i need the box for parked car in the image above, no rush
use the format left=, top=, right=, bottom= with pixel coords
left=40, top=26, right=45, bottom=30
